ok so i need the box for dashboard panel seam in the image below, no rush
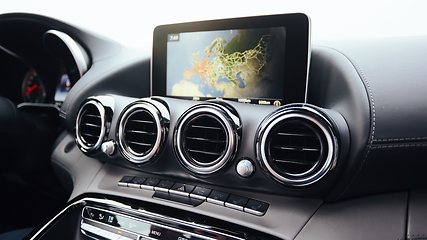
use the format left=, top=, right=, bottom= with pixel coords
left=293, top=201, right=323, bottom=240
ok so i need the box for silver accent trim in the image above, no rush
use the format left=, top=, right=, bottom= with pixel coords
left=30, top=197, right=245, bottom=240
left=174, top=104, right=240, bottom=175
left=206, top=198, right=225, bottom=206
left=256, top=106, right=338, bottom=187
left=304, top=14, right=312, bottom=104
left=128, top=183, right=142, bottom=189
left=45, top=29, right=88, bottom=77
left=118, top=101, right=167, bottom=164
left=82, top=206, right=222, bottom=240
left=169, top=189, right=190, bottom=197
left=224, top=202, right=244, bottom=211
left=243, top=207, right=264, bottom=216
left=189, top=193, right=208, bottom=201
left=76, top=100, right=106, bottom=153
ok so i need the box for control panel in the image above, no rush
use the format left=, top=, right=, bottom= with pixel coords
left=118, top=175, right=269, bottom=216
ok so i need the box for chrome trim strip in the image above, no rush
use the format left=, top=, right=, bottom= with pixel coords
left=30, top=199, right=87, bottom=240
left=76, top=100, right=106, bottom=153
left=206, top=198, right=225, bottom=206
left=82, top=206, right=218, bottom=240
left=118, top=101, right=168, bottom=164
left=174, top=104, right=240, bottom=175
left=256, top=105, right=338, bottom=187
left=31, top=197, right=245, bottom=240
left=304, top=14, right=312, bottom=104
left=45, top=30, right=88, bottom=76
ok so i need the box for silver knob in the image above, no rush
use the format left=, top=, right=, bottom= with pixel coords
left=101, top=141, right=115, bottom=155
left=236, top=159, right=255, bottom=177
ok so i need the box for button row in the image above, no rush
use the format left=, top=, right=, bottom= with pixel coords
left=118, top=176, right=269, bottom=216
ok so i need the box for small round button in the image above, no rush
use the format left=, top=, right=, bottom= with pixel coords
left=236, top=159, right=255, bottom=178
left=101, top=141, right=115, bottom=155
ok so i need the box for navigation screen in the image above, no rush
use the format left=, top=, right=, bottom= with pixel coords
left=166, top=27, right=286, bottom=105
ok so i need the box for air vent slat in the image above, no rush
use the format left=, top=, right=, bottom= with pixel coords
left=84, top=114, right=101, bottom=119
left=272, top=145, right=319, bottom=152
left=187, top=149, right=222, bottom=156
left=274, top=159, right=315, bottom=166
left=190, top=125, right=223, bottom=131
left=83, top=123, right=101, bottom=128
left=126, top=130, right=157, bottom=135
left=130, top=119, right=154, bottom=124
left=186, top=137, right=226, bottom=143
left=276, top=132, right=317, bottom=138
left=127, top=141, right=152, bottom=147
left=81, top=133, right=100, bottom=138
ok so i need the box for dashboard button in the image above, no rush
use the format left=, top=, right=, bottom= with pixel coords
left=169, top=183, right=195, bottom=197
left=207, top=190, right=229, bottom=206
left=225, top=195, right=249, bottom=211
left=190, top=187, right=212, bottom=201
left=154, top=180, right=175, bottom=193
left=128, top=177, right=146, bottom=188
left=141, top=178, right=160, bottom=190
left=118, top=176, right=134, bottom=187
left=244, top=199, right=269, bottom=216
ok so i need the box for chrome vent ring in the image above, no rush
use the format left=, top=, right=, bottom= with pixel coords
left=118, top=101, right=168, bottom=164
left=174, top=103, right=241, bottom=175
left=76, top=100, right=106, bottom=153
left=256, top=106, right=338, bottom=187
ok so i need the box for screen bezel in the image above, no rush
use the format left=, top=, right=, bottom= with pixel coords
left=152, top=13, right=310, bottom=104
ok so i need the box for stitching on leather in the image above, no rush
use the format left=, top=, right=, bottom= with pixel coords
left=408, top=234, right=427, bottom=238
left=373, top=137, right=427, bottom=143
left=371, top=143, right=427, bottom=149
left=325, top=47, right=375, bottom=200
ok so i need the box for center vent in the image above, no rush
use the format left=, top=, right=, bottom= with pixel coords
left=256, top=106, right=338, bottom=187
left=118, top=101, right=169, bottom=164
left=174, top=103, right=241, bottom=175
left=76, top=100, right=106, bottom=153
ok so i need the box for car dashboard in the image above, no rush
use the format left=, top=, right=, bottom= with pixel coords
left=0, top=12, right=426, bottom=240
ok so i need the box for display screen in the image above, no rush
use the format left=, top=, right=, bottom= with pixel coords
left=54, top=72, right=72, bottom=102
left=166, top=27, right=286, bottom=105
left=153, top=13, right=310, bottom=105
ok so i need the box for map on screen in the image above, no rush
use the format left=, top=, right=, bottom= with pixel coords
left=166, top=27, right=286, bottom=101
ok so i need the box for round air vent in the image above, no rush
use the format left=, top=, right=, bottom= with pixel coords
left=174, top=103, right=241, bottom=175
left=76, top=100, right=107, bottom=153
left=256, top=106, right=338, bottom=187
left=118, top=101, right=169, bottom=164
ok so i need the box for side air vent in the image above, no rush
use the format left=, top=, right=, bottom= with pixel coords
left=118, top=101, right=169, bottom=164
left=76, top=100, right=106, bottom=153
left=256, top=106, right=338, bottom=187
left=174, top=103, right=241, bottom=175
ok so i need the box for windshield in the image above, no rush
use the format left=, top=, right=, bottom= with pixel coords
left=2, top=0, right=427, bottom=48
